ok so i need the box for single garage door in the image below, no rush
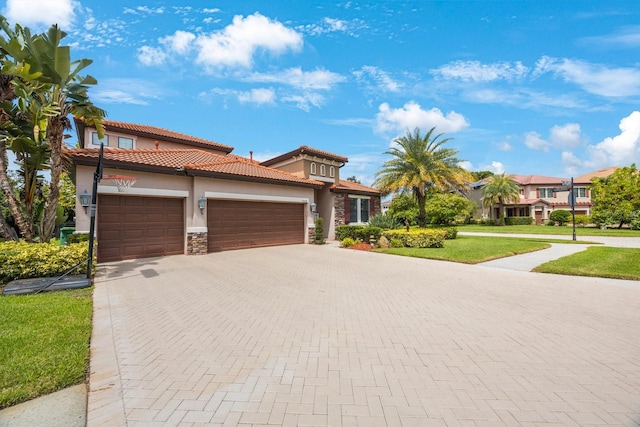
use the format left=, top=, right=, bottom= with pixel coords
left=208, top=200, right=304, bottom=252
left=98, top=195, right=185, bottom=262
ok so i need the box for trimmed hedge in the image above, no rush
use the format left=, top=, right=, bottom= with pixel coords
left=382, top=229, right=447, bottom=248
left=66, top=233, right=90, bottom=244
left=505, top=217, right=534, bottom=225
left=335, top=225, right=382, bottom=242
left=430, top=226, right=458, bottom=240
left=0, top=241, right=92, bottom=286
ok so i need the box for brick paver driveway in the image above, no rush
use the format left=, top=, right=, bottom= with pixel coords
left=89, top=244, right=640, bottom=426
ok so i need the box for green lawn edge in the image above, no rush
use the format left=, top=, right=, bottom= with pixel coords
left=533, top=246, right=640, bottom=281
left=0, top=288, right=93, bottom=409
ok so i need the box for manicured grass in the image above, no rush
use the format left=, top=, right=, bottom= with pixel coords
left=0, top=288, right=93, bottom=409
left=533, top=246, right=640, bottom=280
left=375, top=235, right=550, bottom=264
left=459, top=224, right=640, bottom=237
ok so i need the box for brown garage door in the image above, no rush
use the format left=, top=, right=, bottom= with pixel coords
left=208, top=200, right=304, bottom=252
left=98, top=195, right=184, bottom=262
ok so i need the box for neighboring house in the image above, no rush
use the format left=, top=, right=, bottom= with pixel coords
left=469, top=167, right=617, bottom=224
left=381, top=199, right=392, bottom=214
left=67, top=119, right=380, bottom=262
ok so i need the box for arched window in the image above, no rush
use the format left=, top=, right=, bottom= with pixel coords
left=310, top=162, right=316, bottom=175
left=329, top=166, right=335, bottom=177
left=320, top=164, right=326, bottom=176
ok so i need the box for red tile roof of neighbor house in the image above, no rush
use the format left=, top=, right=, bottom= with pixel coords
left=65, top=148, right=324, bottom=187
left=332, top=179, right=381, bottom=195
left=574, top=166, right=618, bottom=183
left=261, top=145, right=348, bottom=166
left=509, top=174, right=567, bottom=185
left=74, top=118, right=234, bottom=153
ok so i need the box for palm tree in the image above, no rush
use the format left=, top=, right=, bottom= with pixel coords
left=374, top=127, right=472, bottom=227
left=481, top=172, right=520, bottom=225
left=0, top=17, right=105, bottom=241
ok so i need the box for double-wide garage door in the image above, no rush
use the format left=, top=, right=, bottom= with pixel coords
left=98, top=195, right=184, bottom=262
left=208, top=200, right=304, bottom=252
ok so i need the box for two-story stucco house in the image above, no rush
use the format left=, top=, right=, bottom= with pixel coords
left=67, top=119, right=380, bottom=262
left=469, top=168, right=617, bottom=224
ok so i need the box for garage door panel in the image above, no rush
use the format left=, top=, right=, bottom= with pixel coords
left=98, top=195, right=184, bottom=262
left=207, top=200, right=303, bottom=252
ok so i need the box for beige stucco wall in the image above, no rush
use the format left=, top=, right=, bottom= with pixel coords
left=83, top=127, right=228, bottom=155
left=74, top=165, right=317, bottom=247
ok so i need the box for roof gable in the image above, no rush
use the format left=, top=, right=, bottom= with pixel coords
left=261, top=145, right=348, bottom=166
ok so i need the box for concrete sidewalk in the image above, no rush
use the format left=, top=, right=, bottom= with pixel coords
left=478, top=243, right=591, bottom=271
left=0, top=384, right=86, bottom=427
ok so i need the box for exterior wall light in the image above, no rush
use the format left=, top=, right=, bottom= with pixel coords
left=198, top=196, right=206, bottom=214
left=79, top=190, right=91, bottom=213
left=310, top=203, right=317, bottom=212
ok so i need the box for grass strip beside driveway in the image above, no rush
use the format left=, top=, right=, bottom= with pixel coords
left=0, top=288, right=93, bottom=409
left=459, top=224, right=640, bottom=237
left=533, top=246, right=640, bottom=281
left=375, top=235, right=550, bottom=264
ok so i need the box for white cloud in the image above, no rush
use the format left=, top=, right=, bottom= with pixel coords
left=281, top=92, right=325, bottom=112
left=487, top=161, right=505, bottom=174
left=237, top=88, right=276, bottom=105
left=586, top=111, right=640, bottom=166
left=375, top=101, right=469, bottom=134
left=92, top=78, right=166, bottom=105
left=4, top=0, right=76, bottom=28
left=298, top=17, right=365, bottom=37
left=245, top=67, right=345, bottom=90
left=195, top=13, right=303, bottom=69
left=431, top=60, right=529, bottom=82
left=534, top=56, right=640, bottom=97
left=524, top=131, right=550, bottom=151
left=581, top=26, right=640, bottom=48
left=549, top=123, right=582, bottom=149
left=464, top=88, right=586, bottom=110
left=353, top=66, right=403, bottom=93
left=160, top=30, right=196, bottom=55
left=495, top=141, right=513, bottom=151
left=459, top=160, right=473, bottom=171
left=137, top=46, right=167, bottom=66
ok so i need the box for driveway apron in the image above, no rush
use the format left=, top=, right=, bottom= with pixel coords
left=88, top=244, right=640, bottom=426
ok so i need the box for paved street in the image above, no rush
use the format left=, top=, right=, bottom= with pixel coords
left=88, top=244, right=640, bottom=426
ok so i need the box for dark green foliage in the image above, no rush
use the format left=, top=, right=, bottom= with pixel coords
left=66, top=233, right=89, bottom=244
left=591, top=164, right=640, bottom=228
left=387, top=194, right=419, bottom=225
left=367, top=213, right=401, bottom=230
left=335, top=225, right=382, bottom=242
left=314, top=217, right=324, bottom=244
left=549, top=210, right=571, bottom=225
left=424, top=193, right=475, bottom=225
left=382, top=229, right=447, bottom=248
left=505, top=217, right=534, bottom=225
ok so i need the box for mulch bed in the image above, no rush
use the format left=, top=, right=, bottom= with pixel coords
left=345, top=242, right=377, bottom=251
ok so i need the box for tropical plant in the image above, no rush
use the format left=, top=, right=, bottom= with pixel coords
left=0, top=17, right=105, bottom=242
left=387, top=194, right=419, bottom=227
left=481, top=172, right=520, bottom=226
left=374, top=127, right=472, bottom=227
left=314, top=217, right=324, bottom=244
left=367, top=212, right=401, bottom=229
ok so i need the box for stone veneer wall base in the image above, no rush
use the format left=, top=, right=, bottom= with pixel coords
left=187, top=232, right=208, bottom=255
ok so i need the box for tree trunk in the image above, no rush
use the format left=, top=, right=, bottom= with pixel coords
left=0, top=139, right=34, bottom=240
left=416, top=191, right=427, bottom=228
left=41, top=117, right=65, bottom=242
left=498, top=201, right=505, bottom=226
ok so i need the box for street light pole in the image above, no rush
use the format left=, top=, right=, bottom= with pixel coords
left=571, top=176, right=576, bottom=241
left=87, top=143, right=104, bottom=280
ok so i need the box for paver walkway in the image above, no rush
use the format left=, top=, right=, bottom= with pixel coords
left=88, top=244, right=640, bottom=426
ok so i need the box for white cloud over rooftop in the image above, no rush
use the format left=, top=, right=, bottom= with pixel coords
left=375, top=102, right=469, bottom=134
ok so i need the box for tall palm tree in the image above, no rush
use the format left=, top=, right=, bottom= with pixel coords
left=374, top=127, right=472, bottom=227
left=0, top=17, right=105, bottom=241
left=481, top=172, right=520, bottom=225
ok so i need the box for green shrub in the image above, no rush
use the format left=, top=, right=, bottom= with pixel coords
left=382, top=229, right=447, bottom=248
left=66, top=233, right=89, bottom=244
left=314, top=217, right=324, bottom=244
left=367, top=213, right=401, bottom=230
left=430, top=226, right=458, bottom=240
left=0, top=241, right=93, bottom=286
left=504, top=217, right=534, bottom=225
left=335, top=225, right=382, bottom=242
left=340, top=237, right=359, bottom=247
left=573, top=215, right=591, bottom=227
left=390, top=238, right=404, bottom=248
left=630, top=212, right=640, bottom=230
left=545, top=219, right=556, bottom=226
left=476, top=218, right=497, bottom=225
left=549, top=210, right=571, bottom=225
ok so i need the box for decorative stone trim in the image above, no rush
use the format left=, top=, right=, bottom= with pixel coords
left=187, top=232, right=208, bottom=255
left=307, top=226, right=316, bottom=244
left=334, top=193, right=346, bottom=227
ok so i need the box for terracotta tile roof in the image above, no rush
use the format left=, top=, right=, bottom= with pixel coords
left=65, top=148, right=227, bottom=169
left=510, top=174, right=567, bottom=185
left=65, top=148, right=323, bottom=187
left=185, top=159, right=323, bottom=187
left=332, top=179, right=381, bottom=195
left=574, top=167, right=618, bottom=183
left=261, top=145, right=348, bottom=166
left=74, top=118, right=233, bottom=153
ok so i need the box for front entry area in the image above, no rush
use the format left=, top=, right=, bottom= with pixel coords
left=207, top=200, right=304, bottom=252
left=97, top=195, right=185, bottom=262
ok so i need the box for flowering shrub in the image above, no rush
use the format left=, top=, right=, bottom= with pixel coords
left=0, top=241, right=92, bottom=286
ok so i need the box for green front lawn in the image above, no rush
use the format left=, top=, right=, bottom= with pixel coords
left=459, top=224, right=640, bottom=237
left=0, top=288, right=93, bottom=409
left=375, top=235, right=550, bottom=264
left=533, top=247, right=640, bottom=280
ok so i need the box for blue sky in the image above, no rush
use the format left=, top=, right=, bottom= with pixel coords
left=3, top=0, right=640, bottom=185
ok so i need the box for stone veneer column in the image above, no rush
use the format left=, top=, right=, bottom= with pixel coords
left=334, top=193, right=345, bottom=228
left=187, top=232, right=208, bottom=255
left=307, top=226, right=315, bottom=244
